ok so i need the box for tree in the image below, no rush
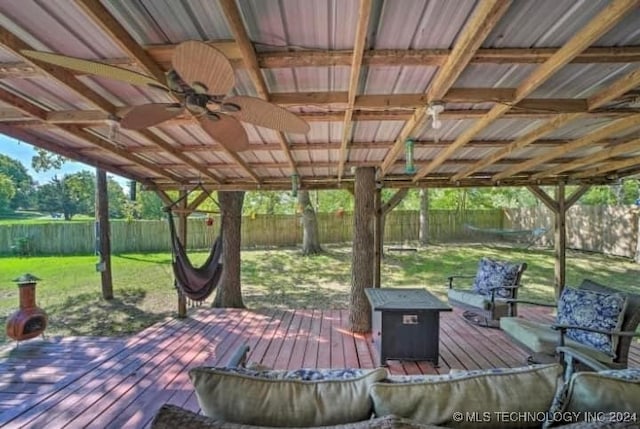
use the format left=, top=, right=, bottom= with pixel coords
left=31, top=149, right=66, bottom=172
left=213, top=191, right=245, bottom=308
left=0, top=173, right=16, bottom=212
left=0, top=154, right=35, bottom=210
left=419, top=189, right=429, bottom=246
left=138, top=188, right=165, bottom=219
left=298, top=190, right=323, bottom=255
left=36, top=172, right=95, bottom=220
left=107, top=178, right=126, bottom=218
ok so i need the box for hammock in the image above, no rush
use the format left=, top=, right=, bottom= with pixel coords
left=167, top=211, right=223, bottom=301
left=464, top=224, right=548, bottom=248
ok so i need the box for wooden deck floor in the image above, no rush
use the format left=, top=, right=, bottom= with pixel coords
left=0, top=307, right=638, bottom=429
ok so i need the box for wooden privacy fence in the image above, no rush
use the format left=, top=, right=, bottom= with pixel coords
left=0, top=210, right=504, bottom=255
left=1, top=206, right=637, bottom=258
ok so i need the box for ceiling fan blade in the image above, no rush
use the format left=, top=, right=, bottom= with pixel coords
left=198, top=115, right=250, bottom=152
left=172, top=41, right=235, bottom=95
left=224, top=96, right=310, bottom=134
left=121, top=104, right=183, bottom=130
left=21, top=50, right=168, bottom=90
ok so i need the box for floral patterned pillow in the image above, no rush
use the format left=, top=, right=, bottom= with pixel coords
left=556, top=288, right=627, bottom=356
left=472, top=258, right=521, bottom=297
left=211, top=367, right=369, bottom=380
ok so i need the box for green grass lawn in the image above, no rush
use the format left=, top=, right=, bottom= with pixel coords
left=1, top=243, right=638, bottom=345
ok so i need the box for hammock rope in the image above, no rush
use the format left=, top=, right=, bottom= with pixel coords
left=464, top=224, right=547, bottom=248
left=167, top=210, right=223, bottom=301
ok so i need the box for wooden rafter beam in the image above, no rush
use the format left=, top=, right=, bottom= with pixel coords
left=3, top=46, right=640, bottom=79
left=379, top=0, right=512, bottom=178
left=572, top=155, right=640, bottom=179
left=418, top=0, right=639, bottom=183
left=338, top=0, right=372, bottom=180
left=493, top=113, right=640, bottom=181
left=0, top=27, right=116, bottom=114
left=219, top=0, right=294, bottom=180
left=453, top=64, right=640, bottom=181
left=0, top=124, right=143, bottom=182
left=531, top=137, right=640, bottom=179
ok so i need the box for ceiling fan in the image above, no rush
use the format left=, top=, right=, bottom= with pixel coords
left=21, top=41, right=310, bottom=152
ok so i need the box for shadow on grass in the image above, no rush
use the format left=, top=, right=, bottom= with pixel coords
left=115, top=254, right=173, bottom=264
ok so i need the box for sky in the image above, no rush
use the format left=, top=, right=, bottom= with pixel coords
left=0, top=134, right=128, bottom=188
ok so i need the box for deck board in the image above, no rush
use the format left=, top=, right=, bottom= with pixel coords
left=0, top=306, right=637, bottom=429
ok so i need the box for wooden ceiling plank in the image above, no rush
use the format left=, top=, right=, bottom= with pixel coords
left=219, top=0, right=296, bottom=178
left=338, top=0, right=373, bottom=180
left=379, top=0, right=512, bottom=178
left=531, top=137, right=640, bottom=179
left=588, top=68, right=640, bottom=109
left=493, top=113, right=640, bottom=181
left=0, top=87, right=47, bottom=119
left=572, top=155, right=640, bottom=179
left=74, top=0, right=165, bottom=83
left=445, top=0, right=639, bottom=182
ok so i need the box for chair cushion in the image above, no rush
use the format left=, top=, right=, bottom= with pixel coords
left=370, top=364, right=562, bottom=428
left=472, top=258, right=521, bottom=297
left=556, top=288, right=627, bottom=356
left=189, top=367, right=388, bottom=427
left=499, top=317, right=614, bottom=363
left=448, top=289, right=492, bottom=311
left=150, top=404, right=445, bottom=429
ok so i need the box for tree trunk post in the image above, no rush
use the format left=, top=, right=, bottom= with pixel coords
left=555, top=183, right=566, bottom=299
left=419, top=188, right=429, bottom=246
left=298, top=190, right=323, bottom=255
left=213, top=191, right=246, bottom=308
left=350, top=167, right=375, bottom=333
left=373, top=185, right=382, bottom=288
left=96, top=169, right=113, bottom=300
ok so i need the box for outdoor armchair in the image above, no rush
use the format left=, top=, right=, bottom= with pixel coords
left=500, top=279, right=640, bottom=378
left=447, top=258, right=527, bottom=328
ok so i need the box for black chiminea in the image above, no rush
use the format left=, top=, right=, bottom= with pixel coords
left=6, top=274, right=48, bottom=341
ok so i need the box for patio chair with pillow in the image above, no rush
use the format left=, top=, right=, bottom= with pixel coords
left=500, top=279, right=640, bottom=378
left=447, top=258, right=527, bottom=328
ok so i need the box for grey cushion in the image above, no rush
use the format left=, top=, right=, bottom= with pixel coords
left=499, top=317, right=614, bottom=363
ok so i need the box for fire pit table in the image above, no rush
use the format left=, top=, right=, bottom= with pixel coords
left=365, top=288, right=451, bottom=366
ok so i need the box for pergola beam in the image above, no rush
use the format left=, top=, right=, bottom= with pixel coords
left=412, top=0, right=638, bottom=182
left=379, top=0, right=512, bottom=177
left=219, top=0, right=296, bottom=179
left=338, top=0, right=372, bottom=180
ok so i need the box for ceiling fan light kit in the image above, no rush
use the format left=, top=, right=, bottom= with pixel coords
left=21, top=41, right=310, bottom=153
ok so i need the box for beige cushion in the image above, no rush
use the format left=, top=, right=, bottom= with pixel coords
left=563, top=370, right=640, bottom=414
left=189, top=367, right=388, bottom=427
left=151, top=404, right=446, bottom=429
left=370, top=364, right=562, bottom=428
left=499, top=318, right=614, bottom=363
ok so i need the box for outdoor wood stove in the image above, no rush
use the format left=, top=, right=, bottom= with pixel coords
left=6, top=273, right=48, bottom=341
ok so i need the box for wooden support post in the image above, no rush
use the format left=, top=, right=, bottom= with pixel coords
left=350, top=167, right=375, bottom=332
left=419, top=188, right=429, bottom=246
left=527, top=184, right=590, bottom=299
left=96, top=169, right=113, bottom=300
left=177, top=190, right=188, bottom=318
left=555, top=183, right=566, bottom=298
left=373, top=185, right=382, bottom=288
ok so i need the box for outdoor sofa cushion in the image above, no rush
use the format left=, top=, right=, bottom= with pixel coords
left=189, top=367, right=388, bottom=427
left=150, top=404, right=444, bottom=429
left=369, top=364, right=563, bottom=429
left=556, top=288, right=627, bottom=356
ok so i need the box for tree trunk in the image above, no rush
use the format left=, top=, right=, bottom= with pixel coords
left=349, top=167, right=375, bottom=333
left=96, top=169, right=113, bottom=300
left=419, top=188, right=429, bottom=246
left=213, top=191, right=246, bottom=308
left=298, top=190, right=323, bottom=255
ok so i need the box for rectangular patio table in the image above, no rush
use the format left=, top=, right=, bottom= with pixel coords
left=365, top=288, right=452, bottom=366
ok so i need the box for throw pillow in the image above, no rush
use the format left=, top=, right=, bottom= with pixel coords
left=472, top=258, right=520, bottom=297
left=150, top=404, right=447, bottom=429
left=189, top=367, right=388, bottom=427
left=370, top=364, right=562, bottom=428
left=556, top=288, right=627, bottom=356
